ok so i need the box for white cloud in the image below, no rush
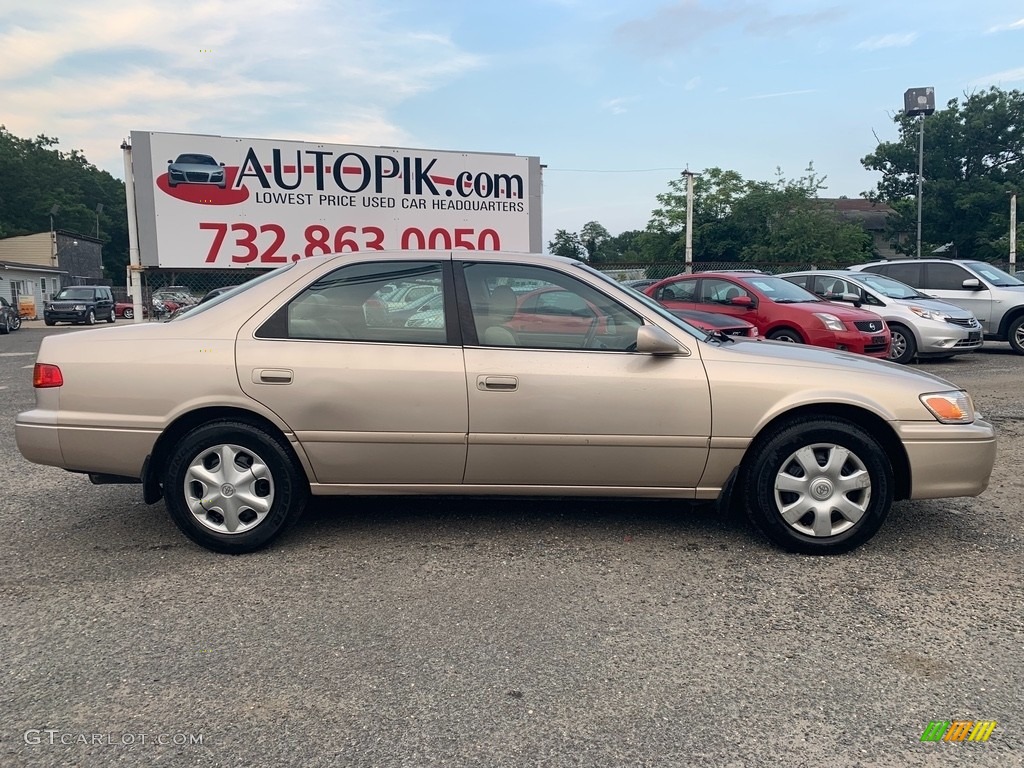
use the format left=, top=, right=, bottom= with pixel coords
left=0, top=0, right=482, bottom=174
left=971, top=66, right=1024, bottom=86
left=685, top=76, right=701, bottom=91
left=743, top=89, right=816, bottom=100
left=987, top=18, right=1024, bottom=33
left=855, top=32, right=918, bottom=51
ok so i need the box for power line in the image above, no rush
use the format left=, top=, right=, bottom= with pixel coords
left=543, top=167, right=683, bottom=173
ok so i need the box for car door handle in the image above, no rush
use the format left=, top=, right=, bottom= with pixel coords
left=477, top=375, right=518, bottom=391
left=253, top=368, right=293, bottom=385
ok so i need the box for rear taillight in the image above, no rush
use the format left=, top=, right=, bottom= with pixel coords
left=33, top=363, right=63, bottom=388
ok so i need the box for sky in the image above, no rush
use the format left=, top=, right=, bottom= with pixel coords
left=2, top=0, right=1023, bottom=249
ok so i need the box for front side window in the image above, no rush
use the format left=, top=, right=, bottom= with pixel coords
left=924, top=263, right=973, bottom=291
left=257, top=261, right=447, bottom=344
left=462, top=263, right=642, bottom=351
left=700, top=278, right=750, bottom=304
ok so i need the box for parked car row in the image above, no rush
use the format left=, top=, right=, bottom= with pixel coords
left=628, top=257, right=1020, bottom=364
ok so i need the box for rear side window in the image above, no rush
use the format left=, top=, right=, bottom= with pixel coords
left=872, top=263, right=921, bottom=287
left=256, top=261, right=448, bottom=344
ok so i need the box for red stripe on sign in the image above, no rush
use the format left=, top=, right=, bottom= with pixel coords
left=433, top=176, right=455, bottom=186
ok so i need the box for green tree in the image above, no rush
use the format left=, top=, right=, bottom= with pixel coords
left=547, top=228, right=585, bottom=259
left=0, top=126, right=128, bottom=278
left=579, top=220, right=612, bottom=263
left=862, top=87, right=1024, bottom=260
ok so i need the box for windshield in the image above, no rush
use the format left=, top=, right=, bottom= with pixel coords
left=54, top=288, right=95, bottom=300
left=169, top=266, right=295, bottom=321
left=175, top=154, right=217, bottom=165
left=744, top=276, right=820, bottom=303
left=851, top=271, right=927, bottom=299
left=578, top=264, right=712, bottom=341
left=967, top=261, right=1024, bottom=287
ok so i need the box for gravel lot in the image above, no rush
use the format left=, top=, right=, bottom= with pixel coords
left=1, top=325, right=1021, bottom=767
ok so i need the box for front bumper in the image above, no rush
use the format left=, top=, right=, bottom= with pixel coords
left=897, top=418, right=997, bottom=498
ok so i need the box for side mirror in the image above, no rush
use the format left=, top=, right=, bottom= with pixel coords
left=730, top=295, right=755, bottom=308
left=636, top=325, right=684, bottom=355
left=962, top=278, right=984, bottom=291
left=842, top=292, right=863, bottom=307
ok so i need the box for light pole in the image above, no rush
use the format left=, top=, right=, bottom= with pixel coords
left=95, top=203, right=103, bottom=239
left=1011, top=192, right=1018, bottom=274
left=681, top=168, right=696, bottom=273
left=904, top=88, right=935, bottom=259
left=49, top=204, right=61, bottom=263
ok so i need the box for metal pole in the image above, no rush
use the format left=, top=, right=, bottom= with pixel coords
left=121, top=140, right=146, bottom=323
left=1011, top=193, right=1017, bottom=274
left=916, top=115, right=924, bottom=259
left=684, top=169, right=695, bottom=273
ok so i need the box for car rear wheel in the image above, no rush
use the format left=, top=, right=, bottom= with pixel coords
left=0, top=316, right=8, bottom=335
left=1008, top=315, right=1024, bottom=355
left=85, top=310, right=95, bottom=325
left=163, top=420, right=309, bottom=554
left=887, top=323, right=916, bottom=364
left=10, top=314, right=20, bottom=331
left=123, top=308, right=134, bottom=319
left=767, top=328, right=804, bottom=343
left=745, top=417, right=893, bottom=555
left=106, top=309, right=115, bottom=323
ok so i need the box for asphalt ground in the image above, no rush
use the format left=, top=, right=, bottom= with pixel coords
left=1, top=322, right=1021, bottom=767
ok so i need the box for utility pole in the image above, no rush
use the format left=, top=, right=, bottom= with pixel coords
left=682, top=168, right=696, bottom=273
left=1011, top=192, right=1018, bottom=274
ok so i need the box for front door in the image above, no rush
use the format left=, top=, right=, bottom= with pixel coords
left=458, top=261, right=712, bottom=490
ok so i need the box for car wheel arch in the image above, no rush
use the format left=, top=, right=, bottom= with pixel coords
left=141, top=406, right=313, bottom=504
left=735, top=403, right=910, bottom=503
left=997, top=309, right=1024, bottom=344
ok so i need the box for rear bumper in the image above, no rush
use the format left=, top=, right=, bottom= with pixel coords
left=897, top=418, right=997, bottom=498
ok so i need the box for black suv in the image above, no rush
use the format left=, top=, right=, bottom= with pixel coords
left=44, top=286, right=116, bottom=326
left=0, top=296, right=21, bottom=334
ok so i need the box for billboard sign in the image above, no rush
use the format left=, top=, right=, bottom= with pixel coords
left=129, top=131, right=542, bottom=268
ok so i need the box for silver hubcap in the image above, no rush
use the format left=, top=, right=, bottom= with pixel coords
left=184, top=443, right=275, bottom=534
left=1015, top=323, right=1024, bottom=348
left=773, top=443, right=871, bottom=537
left=889, top=331, right=907, bottom=360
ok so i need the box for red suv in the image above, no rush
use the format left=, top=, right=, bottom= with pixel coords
left=644, top=271, right=890, bottom=357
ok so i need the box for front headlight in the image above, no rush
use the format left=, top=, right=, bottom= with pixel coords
left=73, top=304, right=87, bottom=311
left=813, top=312, right=846, bottom=331
left=920, top=391, right=974, bottom=424
left=908, top=305, right=949, bottom=322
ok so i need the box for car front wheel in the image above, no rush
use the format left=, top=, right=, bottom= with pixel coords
left=1008, top=315, right=1024, bottom=355
left=123, top=308, right=134, bottom=319
left=745, top=417, right=893, bottom=554
left=767, top=328, right=804, bottom=343
left=85, top=310, right=95, bottom=325
left=163, top=420, right=309, bottom=554
left=887, top=323, right=917, bottom=364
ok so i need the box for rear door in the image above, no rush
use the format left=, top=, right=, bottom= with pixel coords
left=236, top=258, right=469, bottom=486
left=458, top=260, right=712, bottom=490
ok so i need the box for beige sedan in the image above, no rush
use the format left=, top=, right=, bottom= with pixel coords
left=16, top=251, right=997, bottom=555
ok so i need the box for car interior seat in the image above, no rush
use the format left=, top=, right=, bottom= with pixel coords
left=480, top=285, right=519, bottom=346
left=724, top=287, right=740, bottom=302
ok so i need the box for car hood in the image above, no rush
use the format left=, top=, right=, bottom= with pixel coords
left=790, top=301, right=884, bottom=322
left=892, top=297, right=975, bottom=319
left=710, top=335, right=959, bottom=389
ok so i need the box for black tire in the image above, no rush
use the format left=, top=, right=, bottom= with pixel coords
left=123, top=308, right=134, bottom=319
left=10, top=314, right=20, bottom=331
left=163, top=420, right=309, bottom=554
left=0, top=317, right=8, bottom=335
left=85, top=310, right=95, bottom=325
left=106, top=309, right=115, bottom=323
left=1008, top=315, right=1024, bottom=355
left=887, top=323, right=917, bottom=364
left=767, top=328, right=804, bottom=344
left=744, top=417, right=894, bottom=555
left=44, top=319, right=55, bottom=327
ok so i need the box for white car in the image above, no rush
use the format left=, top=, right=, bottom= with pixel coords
left=778, top=270, right=983, bottom=364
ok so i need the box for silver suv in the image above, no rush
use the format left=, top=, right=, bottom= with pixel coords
left=851, top=259, right=1024, bottom=355
left=778, top=270, right=982, bottom=364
